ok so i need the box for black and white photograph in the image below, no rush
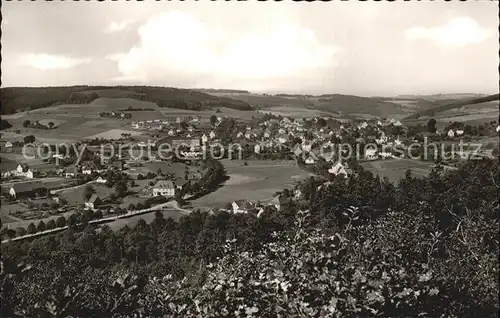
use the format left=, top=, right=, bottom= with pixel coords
left=0, top=0, right=499, bottom=317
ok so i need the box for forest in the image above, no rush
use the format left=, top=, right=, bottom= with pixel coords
left=1, top=158, right=498, bottom=317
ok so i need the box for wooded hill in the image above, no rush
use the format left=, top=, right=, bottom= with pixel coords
left=0, top=86, right=254, bottom=115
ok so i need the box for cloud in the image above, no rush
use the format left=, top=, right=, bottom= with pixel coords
left=405, top=17, right=490, bottom=47
left=109, top=11, right=341, bottom=89
left=106, top=19, right=135, bottom=33
left=19, top=54, right=91, bottom=70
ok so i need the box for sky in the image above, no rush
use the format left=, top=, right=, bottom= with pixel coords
left=1, top=1, right=498, bottom=96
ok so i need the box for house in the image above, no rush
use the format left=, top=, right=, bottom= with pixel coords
left=25, top=169, right=34, bottom=179
left=455, top=130, right=464, bottom=136
left=201, top=134, right=209, bottom=144
left=9, top=181, right=45, bottom=198
left=85, top=194, right=102, bottom=210
left=16, top=164, right=26, bottom=175
left=380, top=151, right=392, bottom=159
left=231, top=200, right=256, bottom=214
left=4, top=141, right=13, bottom=152
left=269, top=195, right=290, bottom=211
left=277, top=135, right=288, bottom=144
left=377, top=120, right=383, bottom=126
left=82, top=165, right=94, bottom=175
left=364, top=148, right=378, bottom=160
left=95, top=176, right=107, bottom=184
left=328, top=162, right=348, bottom=178
left=152, top=180, right=176, bottom=197
left=394, top=120, right=402, bottom=126
left=236, top=131, right=244, bottom=139
left=254, top=144, right=261, bottom=154
left=302, top=141, right=313, bottom=152
left=447, top=129, right=455, bottom=138
left=65, top=166, right=79, bottom=178
left=292, top=144, right=303, bottom=156
left=209, top=131, right=216, bottom=139
left=305, top=156, right=316, bottom=165
left=294, top=189, right=303, bottom=199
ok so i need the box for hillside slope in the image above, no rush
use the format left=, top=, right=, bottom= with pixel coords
left=0, top=86, right=253, bottom=115
left=403, top=93, right=499, bottom=120
left=214, top=93, right=405, bottom=117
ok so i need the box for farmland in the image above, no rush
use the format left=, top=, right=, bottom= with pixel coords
left=57, top=183, right=114, bottom=206
left=360, top=158, right=436, bottom=183
left=190, top=159, right=314, bottom=209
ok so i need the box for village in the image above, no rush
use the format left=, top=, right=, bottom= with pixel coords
left=1, top=108, right=498, bottom=240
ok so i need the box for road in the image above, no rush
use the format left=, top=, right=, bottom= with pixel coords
left=1, top=200, right=191, bottom=244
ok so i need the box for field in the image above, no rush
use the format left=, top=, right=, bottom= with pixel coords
left=258, top=106, right=331, bottom=118
left=86, top=129, right=143, bottom=140
left=57, top=184, right=114, bottom=206
left=361, top=158, right=435, bottom=183
left=190, top=159, right=313, bottom=209
left=103, top=209, right=186, bottom=231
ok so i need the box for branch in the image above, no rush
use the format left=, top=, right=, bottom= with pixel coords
left=490, top=170, right=500, bottom=189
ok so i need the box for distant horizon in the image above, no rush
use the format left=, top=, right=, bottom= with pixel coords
left=1, top=85, right=497, bottom=99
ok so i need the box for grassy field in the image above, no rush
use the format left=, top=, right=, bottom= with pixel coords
left=103, top=209, right=186, bottom=231
left=58, top=184, right=114, bottom=206
left=361, top=158, right=434, bottom=183
left=258, top=106, right=331, bottom=118
left=190, top=159, right=313, bottom=209
left=86, top=129, right=143, bottom=140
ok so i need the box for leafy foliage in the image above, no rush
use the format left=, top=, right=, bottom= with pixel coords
left=1, top=159, right=498, bottom=317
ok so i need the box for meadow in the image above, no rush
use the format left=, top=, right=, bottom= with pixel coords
left=360, top=158, right=435, bottom=183
left=190, top=159, right=313, bottom=209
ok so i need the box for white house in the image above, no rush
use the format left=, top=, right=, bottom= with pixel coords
left=209, top=131, right=216, bottom=139
left=254, top=144, right=261, bottom=154
left=85, top=195, right=102, bottom=210
left=380, top=152, right=392, bottom=159
left=201, top=134, right=208, bottom=144
left=152, top=180, right=176, bottom=197
left=394, top=120, right=402, bottom=126
left=328, top=162, right=348, bottom=178
left=4, top=141, right=13, bottom=149
left=305, top=156, right=316, bottom=165
left=236, top=131, right=244, bottom=139
left=377, top=120, right=383, bottom=126
left=302, top=142, right=313, bottom=152
left=455, top=130, right=464, bottom=136
left=269, top=195, right=289, bottom=212
left=364, top=148, right=378, bottom=160
left=25, top=169, right=34, bottom=179
left=231, top=200, right=255, bottom=214
left=168, top=129, right=175, bottom=136
left=95, top=176, right=107, bottom=184
left=447, top=129, right=455, bottom=138
left=278, top=135, right=288, bottom=144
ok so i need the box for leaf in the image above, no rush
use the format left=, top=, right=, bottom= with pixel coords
left=428, top=287, right=439, bottom=296
left=418, top=271, right=432, bottom=282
